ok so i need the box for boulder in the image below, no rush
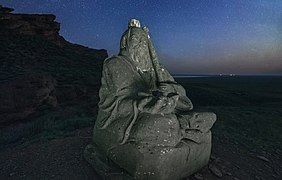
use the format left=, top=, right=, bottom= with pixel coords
left=0, top=75, right=57, bottom=125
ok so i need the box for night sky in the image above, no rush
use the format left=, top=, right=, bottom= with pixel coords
left=1, top=0, right=282, bottom=75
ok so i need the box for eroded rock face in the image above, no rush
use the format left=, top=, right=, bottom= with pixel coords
left=0, top=5, right=108, bottom=126
left=0, top=75, right=57, bottom=125
left=0, top=5, right=66, bottom=46
left=0, top=5, right=14, bottom=13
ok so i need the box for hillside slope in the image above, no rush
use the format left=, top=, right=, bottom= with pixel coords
left=0, top=5, right=108, bottom=126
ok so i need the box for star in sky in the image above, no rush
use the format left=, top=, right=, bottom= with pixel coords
left=1, top=0, right=282, bottom=75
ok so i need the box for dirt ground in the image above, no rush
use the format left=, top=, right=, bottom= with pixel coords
left=0, top=127, right=281, bottom=180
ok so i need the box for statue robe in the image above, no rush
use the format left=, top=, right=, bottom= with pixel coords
left=93, top=54, right=195, bottom=155
left=86, top=24, right=216, bottom=180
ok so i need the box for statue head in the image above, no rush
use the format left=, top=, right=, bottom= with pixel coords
left=119, top=19, right=153, bottom=71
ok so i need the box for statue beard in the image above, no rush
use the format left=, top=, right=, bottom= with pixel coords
left=129, top=43, right=152, bottom=71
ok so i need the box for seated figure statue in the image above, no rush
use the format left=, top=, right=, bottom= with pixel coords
left=84, top=19, right=216, bottom=180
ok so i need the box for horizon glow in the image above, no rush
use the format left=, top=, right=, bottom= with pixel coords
left=1, top=0, right=282, bottom=75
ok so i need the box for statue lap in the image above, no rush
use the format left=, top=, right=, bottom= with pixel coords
left=85, top=112, right=214, bottom=180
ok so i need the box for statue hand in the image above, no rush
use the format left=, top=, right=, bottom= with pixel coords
left=146, top=96, right=178, bottom=114
left=153, top=96, right=168, bottom=114
left=158, top=95, right=178, bottom=114
left=158, top=83, right=176, bottom=96
left=141, top=96, right=167, bottom=114
left=167, top=94, right=179, bottom=110
left=137, top=96, right=153, bottom=111
left=140, top=90, right=179, bottom=114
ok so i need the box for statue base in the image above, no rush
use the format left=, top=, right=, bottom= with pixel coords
left=84, top=131, right=212, bottom=180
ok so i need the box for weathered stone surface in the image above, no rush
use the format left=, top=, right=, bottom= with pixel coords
left=209, top=163, right=223, bottom=178
left=0, top=74, right=57, bottom=125
left=0, top=6, right=108, bottom=126
left=0, top=5, right=14, bottom=13
left=85, top=19, right=216, bottom=179
left=194, top=173, right=204, bottom=180
left=256, top=155, right=270, bottom=162
left=0, top=5, right=65, bottom=46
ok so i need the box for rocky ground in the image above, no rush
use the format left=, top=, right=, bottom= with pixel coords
left=1, top=71, right=282, bottom=180
left=0, top=124, right=281, bottom=180
left=1, top=75, right=282, bottom=180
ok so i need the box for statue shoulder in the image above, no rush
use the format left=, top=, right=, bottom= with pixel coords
left=103, top=55, right=126, bottom=69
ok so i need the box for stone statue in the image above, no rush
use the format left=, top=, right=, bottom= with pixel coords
left=84, top=19, right=216, bottom=180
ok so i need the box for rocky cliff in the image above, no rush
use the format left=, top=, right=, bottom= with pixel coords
left=0, top=5, right=66, bottom=46
left=0, top=5, right=108, bottom=126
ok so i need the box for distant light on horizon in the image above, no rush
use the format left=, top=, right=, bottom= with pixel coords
left=2, top=0, right=282, bottom=75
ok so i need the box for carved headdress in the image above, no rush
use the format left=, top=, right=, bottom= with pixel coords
left=120, top=19, right=150, bottom=51
left=119, top=19, right=165, bottom=82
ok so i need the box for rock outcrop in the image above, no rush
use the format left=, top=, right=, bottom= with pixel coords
left=0, top=5, right=66, bottom=46
left=0, top=75, right=57, bottom=125
left=0, top=5, right=13, bottom=13
left=0, top=5, right=108, bottom=126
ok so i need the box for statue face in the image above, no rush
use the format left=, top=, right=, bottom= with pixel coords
left=126, top=28, right=153, bottom=71
left=128, top=28, right=149, bottom=50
